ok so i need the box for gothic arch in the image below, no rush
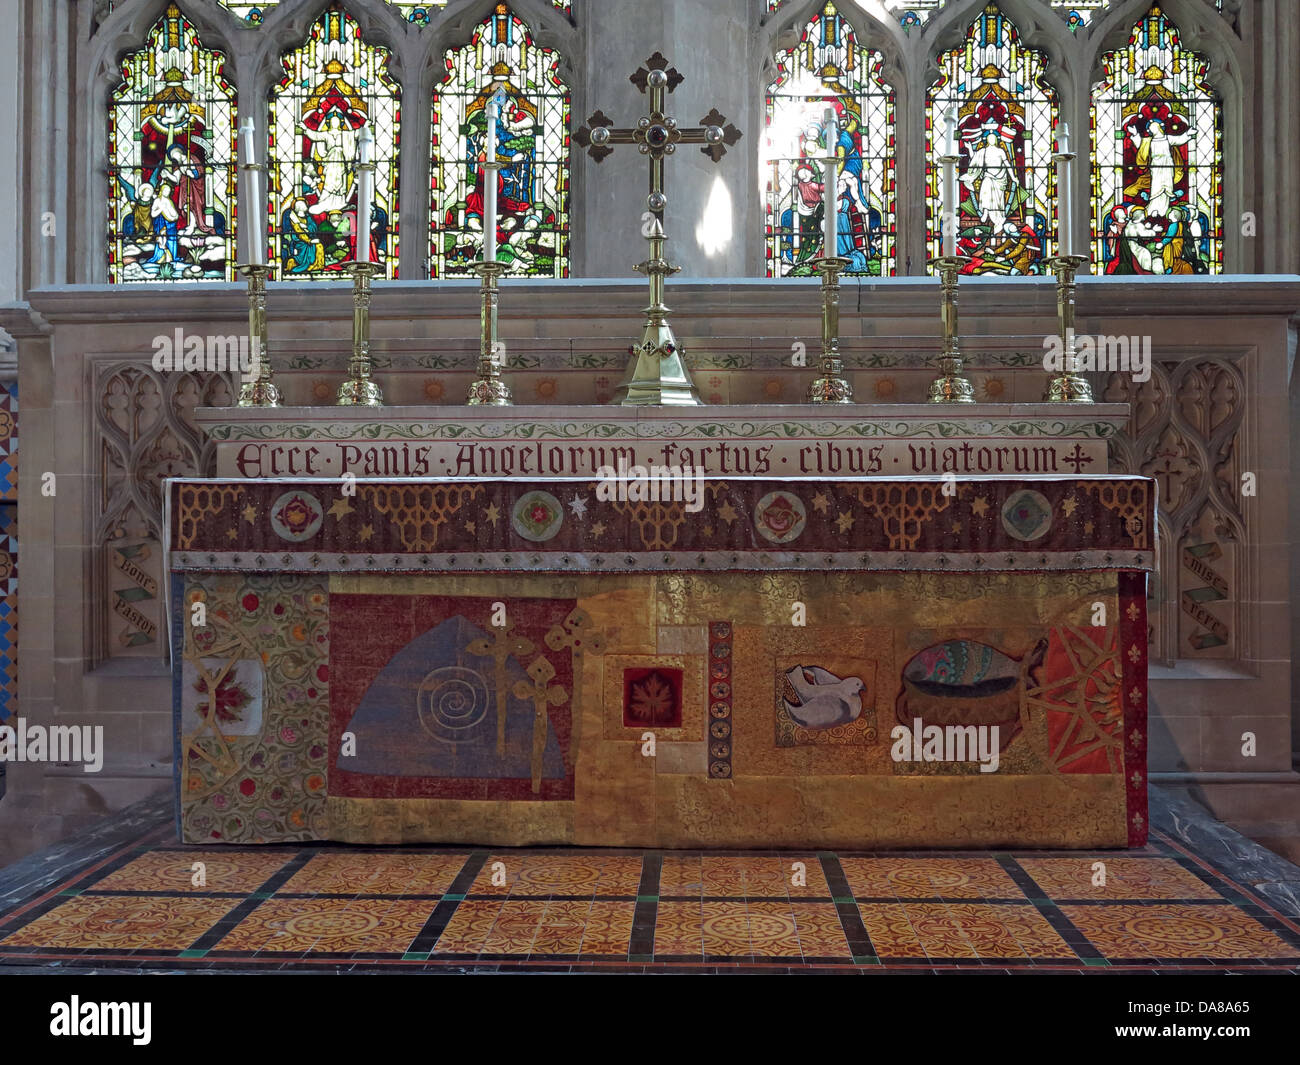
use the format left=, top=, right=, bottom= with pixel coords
left=89, top=1, right=247, bottom=284
left=1089, top=0, right=1244, bottom=270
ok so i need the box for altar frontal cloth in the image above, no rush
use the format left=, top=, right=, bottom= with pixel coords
left=166, top=475, right=1154, bottom=849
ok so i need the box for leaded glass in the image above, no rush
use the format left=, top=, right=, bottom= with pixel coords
left=763, top=1, right=896, bottom=277
left=269, top=5, right=401, bottom=278
left=119, top=2, right=573, bottom=27
left=429, top=3, right=570, bottom=278
left=1091, top=5, right=1222, bottom=274
left=108, top=3, right=236, bottom=282
left=926, top=3, right=1059, bottom=275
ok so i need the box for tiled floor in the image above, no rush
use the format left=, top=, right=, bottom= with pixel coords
left=1, top=826, right=1298, bottom=972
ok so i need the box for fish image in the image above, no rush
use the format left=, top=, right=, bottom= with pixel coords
left=780, top=665, right=866, bottom=729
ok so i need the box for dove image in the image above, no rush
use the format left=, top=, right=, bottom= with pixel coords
left=780, top=665, right=866, bottom=729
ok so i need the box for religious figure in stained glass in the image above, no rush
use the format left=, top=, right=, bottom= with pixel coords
left=269, top=6, right=401, bottom=278
left=926, top=4, right=1058, bottom=275
left=763, top=1, right=896, bottom=277
left=430, top=3, right=570, bottom=277
left=1092, top=6, right=1222, bottom=274
left=108, top=4, right=236, bottom=282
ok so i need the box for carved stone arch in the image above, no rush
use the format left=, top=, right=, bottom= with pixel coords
left=250, top=0, right=414, bottom=88
left=84, top=0, right=247, bottom=283
left=417, top=0, right=582, bottom=99
left=920, top=0, right=1076, bottom=98
left=760, top=0, right=907, bottom=77
left=1089, top=0, right=1245, bottom=269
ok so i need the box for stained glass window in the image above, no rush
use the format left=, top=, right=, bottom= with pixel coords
left=1091, top=5, right=1222, bottom=274
left=926, top=3, right=1059, bottom=275
left=766, top=1, right=1119, bottom=31
left=269, top=5, right=401, bottom=278
left=123, top=2, right=573, bottom=27
left=763, top=1, right=896, bottom=277
left=429, top=3, right=570, bottom=278
left=108, top=3, right=236, bottom=282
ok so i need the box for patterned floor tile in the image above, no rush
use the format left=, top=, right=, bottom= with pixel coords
left=789, top=903, right=852, bottom=957
left=1018, top=858, right=1224, bottom=901
left=277, top=853, right=469, bottom=895
left=1, top=895, right=236, bottom=951
left=468, top=855, right=641, bottom=896
left=432, top=899, right=504, bottom=954
left=481, top=899, right=550, bottom=954
left=654, top=900, right=704, bottom=956
left=858, top=901, right=1076, bottom=960
left=840, top=858, right=1024, bottom=900
left=90, top=849, right=292, bottom=894
left=216, top=897, right=431, bottom=954
left=1060, top=904, right=1299, bottom=960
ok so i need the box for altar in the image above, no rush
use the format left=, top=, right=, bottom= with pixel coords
left=166, top=471, right=1153, bottom=850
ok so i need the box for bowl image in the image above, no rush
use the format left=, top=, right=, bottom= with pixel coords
left=895, top=637, right=1048, bottom=751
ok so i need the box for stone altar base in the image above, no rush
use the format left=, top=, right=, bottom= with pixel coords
left=167, top=474, right=1153, bottom=849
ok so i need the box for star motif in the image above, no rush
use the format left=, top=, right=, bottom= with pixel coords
left=835, top=510, right=854, bottom=534
left=1083, top=520, right=1095, bottom=535
left=464, top=520, right=476, bottom=536
left=703, top=525, right=714, bottom=537
left=328, top=497, right=354, bottom=521
left=811, top=491, right=830, bottom=514
left=242, top=503, right=258, bottom=524
left=485, top=503, right=501, bottom=527
left=1062, top=496, right=1078, bottom=517
left=358, top=523, right=374, bottom=543
left=591, top=520, right=606, bottom=537
left=970, top=497, right=989, bottom=517
left=225, top=527, right=238, bottom=541
left=718, top=501, right=738, bottom=525
left=951, top=520, right=963, bottom=535
left=568, top=495, right=588, bottom=519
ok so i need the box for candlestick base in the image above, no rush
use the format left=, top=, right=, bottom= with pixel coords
left=1043, top=254, right=1093, bottom=404
left=807, top=256, right=853, bottom=404
left=467, top=260, right=514, bottom=407
left=926, top=255, right=975, bottom=404
left=236, top=263, right=282, bottom=408
left=337, top=261, right=384, bottom=407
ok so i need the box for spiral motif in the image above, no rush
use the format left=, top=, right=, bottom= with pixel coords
left=417, top=666, right=489, bottom=744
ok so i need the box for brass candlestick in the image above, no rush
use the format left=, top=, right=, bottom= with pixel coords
left=927, top=255, right=975, bottom=403
left=337, top=260, right=383, bottom=406
left=466, top=260, right=513, bottom=406
left=807, top=256, right=853, bottom=403
left=1044, top=253, right=1093, bottom=403
left=237, top=263, right=281, bottom=407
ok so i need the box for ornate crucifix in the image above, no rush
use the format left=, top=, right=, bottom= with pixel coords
left=576, top=53, right=740, bottom=405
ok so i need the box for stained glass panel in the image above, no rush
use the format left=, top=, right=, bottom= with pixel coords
left=108, top=3, right=236, bottom=282
left=766, top=2, right=1119, bottom=31
left=1091, top=5, right=1222, bottom=274
left=116, top=2, right=574, bottom=27
left=269, top=5, right=401, bottom=278
left=763, top=1, right=896, bottom=277
left=429, top=3, right=571, bottom=278
left=926, top=3, right=1059, bottom=275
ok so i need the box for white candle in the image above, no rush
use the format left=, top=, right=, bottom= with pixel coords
left=483, top=91, right=500, bottom=264
left=822, top=107, right=837, bottom=259
left=238, top=117, right=264, bottom=266
left=941, top=107, right=958, bottom=258
left=1055, top=120, right=1072, bottom=257
left=356, top=123, right=374, bottom=265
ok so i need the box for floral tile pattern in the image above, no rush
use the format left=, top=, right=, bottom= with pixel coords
left=0, top=836, right=1296, bottom=971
